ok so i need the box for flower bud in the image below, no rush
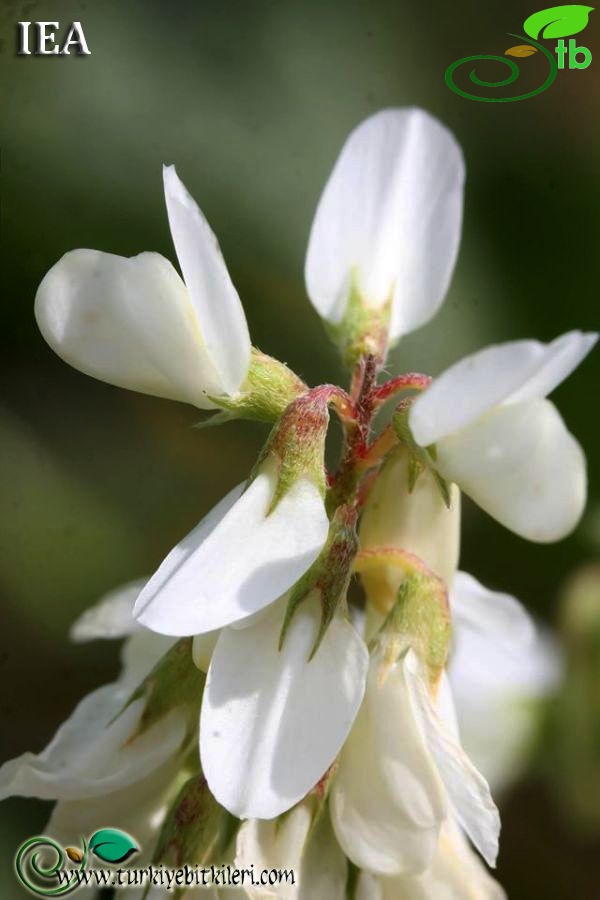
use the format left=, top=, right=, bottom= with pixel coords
left=359, top=447, right=460, bottom=616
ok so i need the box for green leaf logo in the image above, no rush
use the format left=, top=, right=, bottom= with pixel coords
left=524, top=4, right=594, bottom=39
left=88, top=829, right=138, bottom=864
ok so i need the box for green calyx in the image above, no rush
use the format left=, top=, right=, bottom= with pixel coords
left=280, top=505, right=358, bottom=657
left=253, top=388, right=330, bottom=510
left=120, top=638, right=204, bottom=746
left=207, top=348, right=306, bottom=424
left=325, top=274, right=391, bottom=369
left=393, top=404, right=451, bottom=507
left=150, top=772, right=236, bottom=873
left=377, top=573, right=451, bottom=686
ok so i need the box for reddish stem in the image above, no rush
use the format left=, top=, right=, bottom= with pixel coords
left=373, top=373, right=432, bottom=405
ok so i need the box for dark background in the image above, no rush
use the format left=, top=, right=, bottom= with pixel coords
left=1, top=0, right=599, bottom=895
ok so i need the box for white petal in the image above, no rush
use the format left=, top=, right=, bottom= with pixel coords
left=135, top=459, right=329, bottom=635
left=410, top=332, right=596, bottom=447
left=305, top=108, right=464, bottom=341
left=361, top=820, right=506, bottom=900
left=192, top=630, right=221, bottom=672
left=119, top=631, right=177, bottom=690
left=163, top=165, right=251, bottom=394
left=359, top=448, right=460, bottom=614
left=46, top=755, right=181, bottom=858
left=434, top=399, right=587, bottom=542
left=0, top=684, right=186, bottom=801
left=236, top=804, right=347, bottom=900
left=35, top=249, right=226, bottom=408
left=449, top=573, right=562, bottom=793
left=70, top=579, right=147, bottom=642
left=405, top=653, right=500, bottom=868
left=200, top=597, right=368, bottom=819
left=451, top=572, right=535, bottom=652
left=330, top=649, right=447, bottom=876
left=235, top=804, right=312, bottom=899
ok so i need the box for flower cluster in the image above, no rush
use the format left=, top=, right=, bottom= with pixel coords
left=2, top=108, right=593, bottom=897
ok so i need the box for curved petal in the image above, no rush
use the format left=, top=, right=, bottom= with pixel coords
left=406, top=654, right=500, bottom=868
left=70, top=579, right=147, bottom=642
left=330, top=649, right=447, bottom=876
left=134, top=460, right=329, bottom=635
left=35, top=249, right=226, bottom=408
left=163, top=165, right=251, bottom=394
left=0, top=685, right=186, bottom=801
left=434, top=399, right=587, bottom=542
left=305, top=108, right=464, bottom=341
left=410, top=332, right=597, bottom=447
left=449, top=573, right=562, bottom=793
left=200, top=597, right=368, bottom=819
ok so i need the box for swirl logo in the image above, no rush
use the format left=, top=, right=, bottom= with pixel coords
left=14, top=829, right=138, bottom=896
left=446, top=5, right=594, bottom=101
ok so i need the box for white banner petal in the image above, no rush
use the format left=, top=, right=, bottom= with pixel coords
left=163, top=165, right=251, bottom=395
left=410, top=331, right=596, bottom=448
left=305, top=108, right=464, bottom=342
left=135, top=460, right=329, bottom=635
left=434, top=399, right=586, bottom=542
left=201, top=598, right=368, bottom=819
left=330, top=649, right=447, bottom=876
left=35, top=249, right=226, bottom=408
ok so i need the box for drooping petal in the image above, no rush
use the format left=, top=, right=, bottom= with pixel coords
left=70, top=579, right=147, bottom=642
left=0, top=685, right=186, bottom=801
left=330, top=649, right=447, bottom=876
left=359, top=448, right=460, bottom=613
left=357, top=819, right=506, bottom=899
left=449, top=572, right=561, bottom=793
left=135, top=459, right=329, bottom=636
left=35, top=249, right=227, bottom=408
left=410, top=331, right=596, bottom=448
left=434, top=399, right=587, bottom=542
left=46, top=755, right=182, bottom=860
left=405, top=653, right=500, bottom=868
left=305, top=108, right=464, bottom=341
left=163, top=165, right=251, bottom=394
left=200, top=597, right=368, bottom=819
left=70, top=577, right=175, bottom=688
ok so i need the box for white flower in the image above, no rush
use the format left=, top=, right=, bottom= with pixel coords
left=355, top=819, right=505, bottom=900
left=449, top=572, right=561, bottom=794
left=235, top=798, right=347, bottom=899
left=0, top=583, right=181, bottom=850
left=201, top=595, right=368, bottom=819
left=35, top=166, right=251, bottom=408
left=305, top=108, right=464, bottom=344
left=329, top=645, right=499, bottom=877
left=134, top=456, right=329, bottom=636
left=409, top=330, right=597, bottom=541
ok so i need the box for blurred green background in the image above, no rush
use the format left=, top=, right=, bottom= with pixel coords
left=1, top=0, right=599, bottom=896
